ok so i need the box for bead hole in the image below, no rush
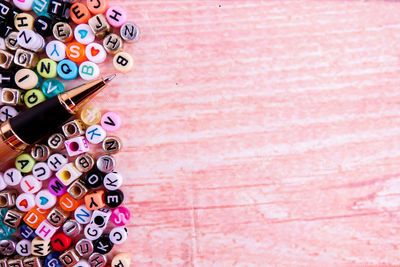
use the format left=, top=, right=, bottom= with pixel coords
left=71, top=186, right=81, bottom=196
left=0, top=53, right=6, bottom=64
left=0, top=195, right=7, bottom=206
left=67, top=124, right=77, bottom=135
left=3, top=91, right=15, bottom=102
left=61, top=171, right=71, bottom=180
left=70, top=142, right=79, bottom=151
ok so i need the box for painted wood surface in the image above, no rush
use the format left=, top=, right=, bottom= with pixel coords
left=95, top=1, right=400, bottom=266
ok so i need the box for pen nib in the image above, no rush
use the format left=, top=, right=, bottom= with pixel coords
left=103, top=74, right=116, bottom=83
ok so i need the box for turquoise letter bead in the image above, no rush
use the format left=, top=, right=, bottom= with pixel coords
left=42, top=79, right=65, bottom=98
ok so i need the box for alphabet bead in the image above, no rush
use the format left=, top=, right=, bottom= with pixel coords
left=93, top=235, right=113, bottom=254
left=96, top=154, right=115, bottom=173
left=70, top=3, right=91, bottom=24
left=59, top=193, right=80, bottom=211
left=46, top=40, right=66, bottom=62
left=14, top=48, right=39, bottom=68
left=24, top=89, right=46, bottom=107
left=15, top=153, right=36, bottom=173
left=16, top=239, right=32, bottom=256
left=41, top=78, right=64, bottom=99
left=80, top=106, right=101, bottom=126
left=20, top=223, right=36, bottom=240
left=101, top=112, right=121, bottom=132
left=59, top=248, right=79, bottom=266
left=89, top=208, right=111, bottom=228
left=45, top=252, right=62, bottom=267
left=6, top=31, right=19, bottom=51
left=85, top=125, right=106, bottom=144
left=62, top=119, right=86, bottom=138
left=120, top=22, right=140, bottom=42
left=32, top=162, right=52, bottom=181
left=87, top=0, right=107, bottom=14
left=51, top=232, right=71, bottom=251
left=73, top=260, right=90, bottom=267
left=56, top=163, right=82, bottom=186
left=0, top=1, right=14, bottom=21
left=37, top=58, right=57, bottom=79
left=111, top=253, right=130, bottom=267
left=109, top=226, right=127, bottom=245
left=85, top=42, right=106, bottom=63
left=75, top=239, right=93, bottom=258
left=3, top=168, right=22, bottom=186
left=34, top=16, right=54, bottom=37
left=13, top=0, right=34, bottom=11
left=48, top=177, right=67, bottom=196
left=31, top=236, right=51, bottom=256
left=47, top=0, right=65, bottom=18
left=57, top=59, right=78, bottom=80
left=67, top=42, right=87, bottom=63
left=62, top=219, right=81, bottom=237
left=88, top=14, right=110, bottom=38
left=84, top=168, right=104, bottom=189
left=103, top=172, right=123, bottom=191
left=88, top=253, right=106, bottom=267
left=35, top=219, right=59, bottom=240
left=0, top=22, right=14, bottom=40
left=46, top=206, right=69, bottom=227
left=74, top=205, right=92, bottom=224
left=33, top=0, right=49, bottom=16
left=65, top=136, right=90, bottom=157
left=0, top=49, right=14, bottom=69
left=0, top=105, right=18, bottom=121
left=23, top=206, right=49, bottom=229
left=83, top=223, right=101, bottom=240
left=0, top=70, right=16, bottom=88
left=3, top=208, right=24, bottom=229
left=79, top=61, right=100, bottom=81
left=0, top=175, right=6, bottom=191
left=75, top=153, right=94, bottom=173
left=113, top=52, right=133, bottom=73
left=67, top=180, right=88, bottom=200
left=105, top=6, right=126, bottom=28
left=35, top=189, right=56, bottom=209
left=110, top=206, right=130, bottom=226
left=17, top=29, right=43, bottom=52
left=105, top=189, right=123, bottom=208
left=103, top=33, right=122, bottom=54
left=16, top=193, right=35, bottom=212
left=14, top=13, right=34, bottom=30
left=15, top=68, right=40, bottom=90
left=47, top=153, right=68, bottom=171
left=102, top=136, right=122, bottom=154
left=2, top=88, right=23, bottom=106
left=20, top=175, right=42, bottom=194
left=48, top=133, right=66, bottom=151
left=0, top=239, right=16, bottom=256
left=0, top=189, right=17, bottom=208
left=53, top=22, right=73, bottom=42
left=84, top=190, right=105, bottom=210
left=74, top=24, right=95, bottom=45
left=7, top=258, right=23, bottom=267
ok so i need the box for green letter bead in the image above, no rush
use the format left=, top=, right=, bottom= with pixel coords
left=42, top=79, right=65, bottom=98
left=15, top=153, right=36, bottom=173
left=37, top=58, right=57, bottom=79
left=24, top=89, right=46, bottom=108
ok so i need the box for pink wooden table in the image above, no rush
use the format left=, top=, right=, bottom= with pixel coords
left=95, top=1, right=400, bottom=266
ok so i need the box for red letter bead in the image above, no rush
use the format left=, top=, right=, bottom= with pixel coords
left=51, top=232, right=71, bottom=251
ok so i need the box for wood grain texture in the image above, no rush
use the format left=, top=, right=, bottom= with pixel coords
left=93, top=1, right=400, bottom=266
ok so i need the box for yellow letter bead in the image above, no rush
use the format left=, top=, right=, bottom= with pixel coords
left=56, top=163, right=82, bottom=186
left=62, top=119, right=86, bottom=138
left=14, top=13, right=34, bottom=31
left=111, top=253, right=131, bottom=267
left=0, top=49, right=14, bottom=69
left=80, top=105, right=101, bottom=126
left=14, top=48, right=39, bottom=68
left=113, top=52, right=133, bottom=73
left=31, top=236, right=51, bottom=256
left=1, top=88, right=23, bottom=106
left=24, top=89, right=46, bottom=108
left=36, top=58, right=57, bottom=79
left=30, top=144, right=51, bottom=161
left=15, top=69, right=41, bottom=90
left=15, top=153, right=36, bottom=173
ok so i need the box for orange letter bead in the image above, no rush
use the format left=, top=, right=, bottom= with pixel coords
left=59, top=193, right=81, bottom=212
left=87, top=0, right=107, bottom=15
left=70, top=3, right=91, bottom=24
left=84, top=190, right=105, bottom=210
left=66, top=42, right=87, bottom=63
left=23, top=206, right=50, bottom=229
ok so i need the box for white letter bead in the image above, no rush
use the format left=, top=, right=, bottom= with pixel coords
left=16, top=239, right=31, bottom=256
left=35, top=220, right=59, bottom=240
left=74, top=24, right=95, bottom=45
left=20, top=175, right=42, bottom=193
left=47, top=153, right=68, bottom=171
left=32, top=162, right=52, bottom=181
left=103, top=172, right=123, bottom=190
left=56, top=163, right=82, bottom=186
left=85, top=43, right=106, bottom=64
left=65, top=136, right=90, bottom=157
left=89, top=208, right=111, bottom=229
left=35, top=189, right=57, bottom=209
left=46, top=40, right=66, bottom=62
left=85, top=125, right=106, bottom=144
left=83, top=224, right=102, bottom=240
left=16, top=193, right=35, bottom=212
left=96, top=155, right=115, bottom=173
left=13, top=0, right=34, bottom=11
left=74, top=205, right=92, bottom=225
left=0, top=174, right=6, bottom=191
left=73, top=260, right=91, bottom=267
left=17, top=29, right=39, bottom=51
left=0, top=106, right=18, bottom=122
left=79, top=61, right=100, bottom=81
left=0, top=38, right=5, bottom=50
left=109, top=227, right=128, bottom=245
left=3, top=168, right=22, bottom=186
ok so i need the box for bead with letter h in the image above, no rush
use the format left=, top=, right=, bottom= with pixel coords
left=35, top=219, right=59, bottom=240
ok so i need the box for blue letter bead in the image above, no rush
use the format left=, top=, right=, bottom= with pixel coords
left=20, top=223, right=37, bottom=240
left=57, top=59, right=78, bottom=80
left=42, top=79, right=65, bottom=98
left=45, top=252, right=63, bottom=267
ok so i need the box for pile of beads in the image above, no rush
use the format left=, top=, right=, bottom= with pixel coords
left=0, top=107, right=131, bottom=267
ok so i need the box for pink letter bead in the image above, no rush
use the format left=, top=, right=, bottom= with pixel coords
left=32, top=162, right=52, bottom=181
left=35, top=189, right=57, bottom=209
left=85, top=125, right=106, bottom=144
left=35, top=220, right=59, bottom=240
left=16, top=193, right=36, bottom=212
left=74, top=205, right=92, bottom=225
left=20, top=175, right=42, bottom=193
left=48, top=177, right=67, bottom=196
left=105, top=6, right=126, bottom=28
left=103, top=172, right=123, bottom=191
left=3, top=168, right=22, bottom=186
left=65, top=136, right=90, bottom=157
left=110, top=206, right=130, bottom=226
left=85, top=43, right=106, bottom=64
left=100, top=112, right=121, bottom=132
left=47, top=153, right=68, bottom=171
